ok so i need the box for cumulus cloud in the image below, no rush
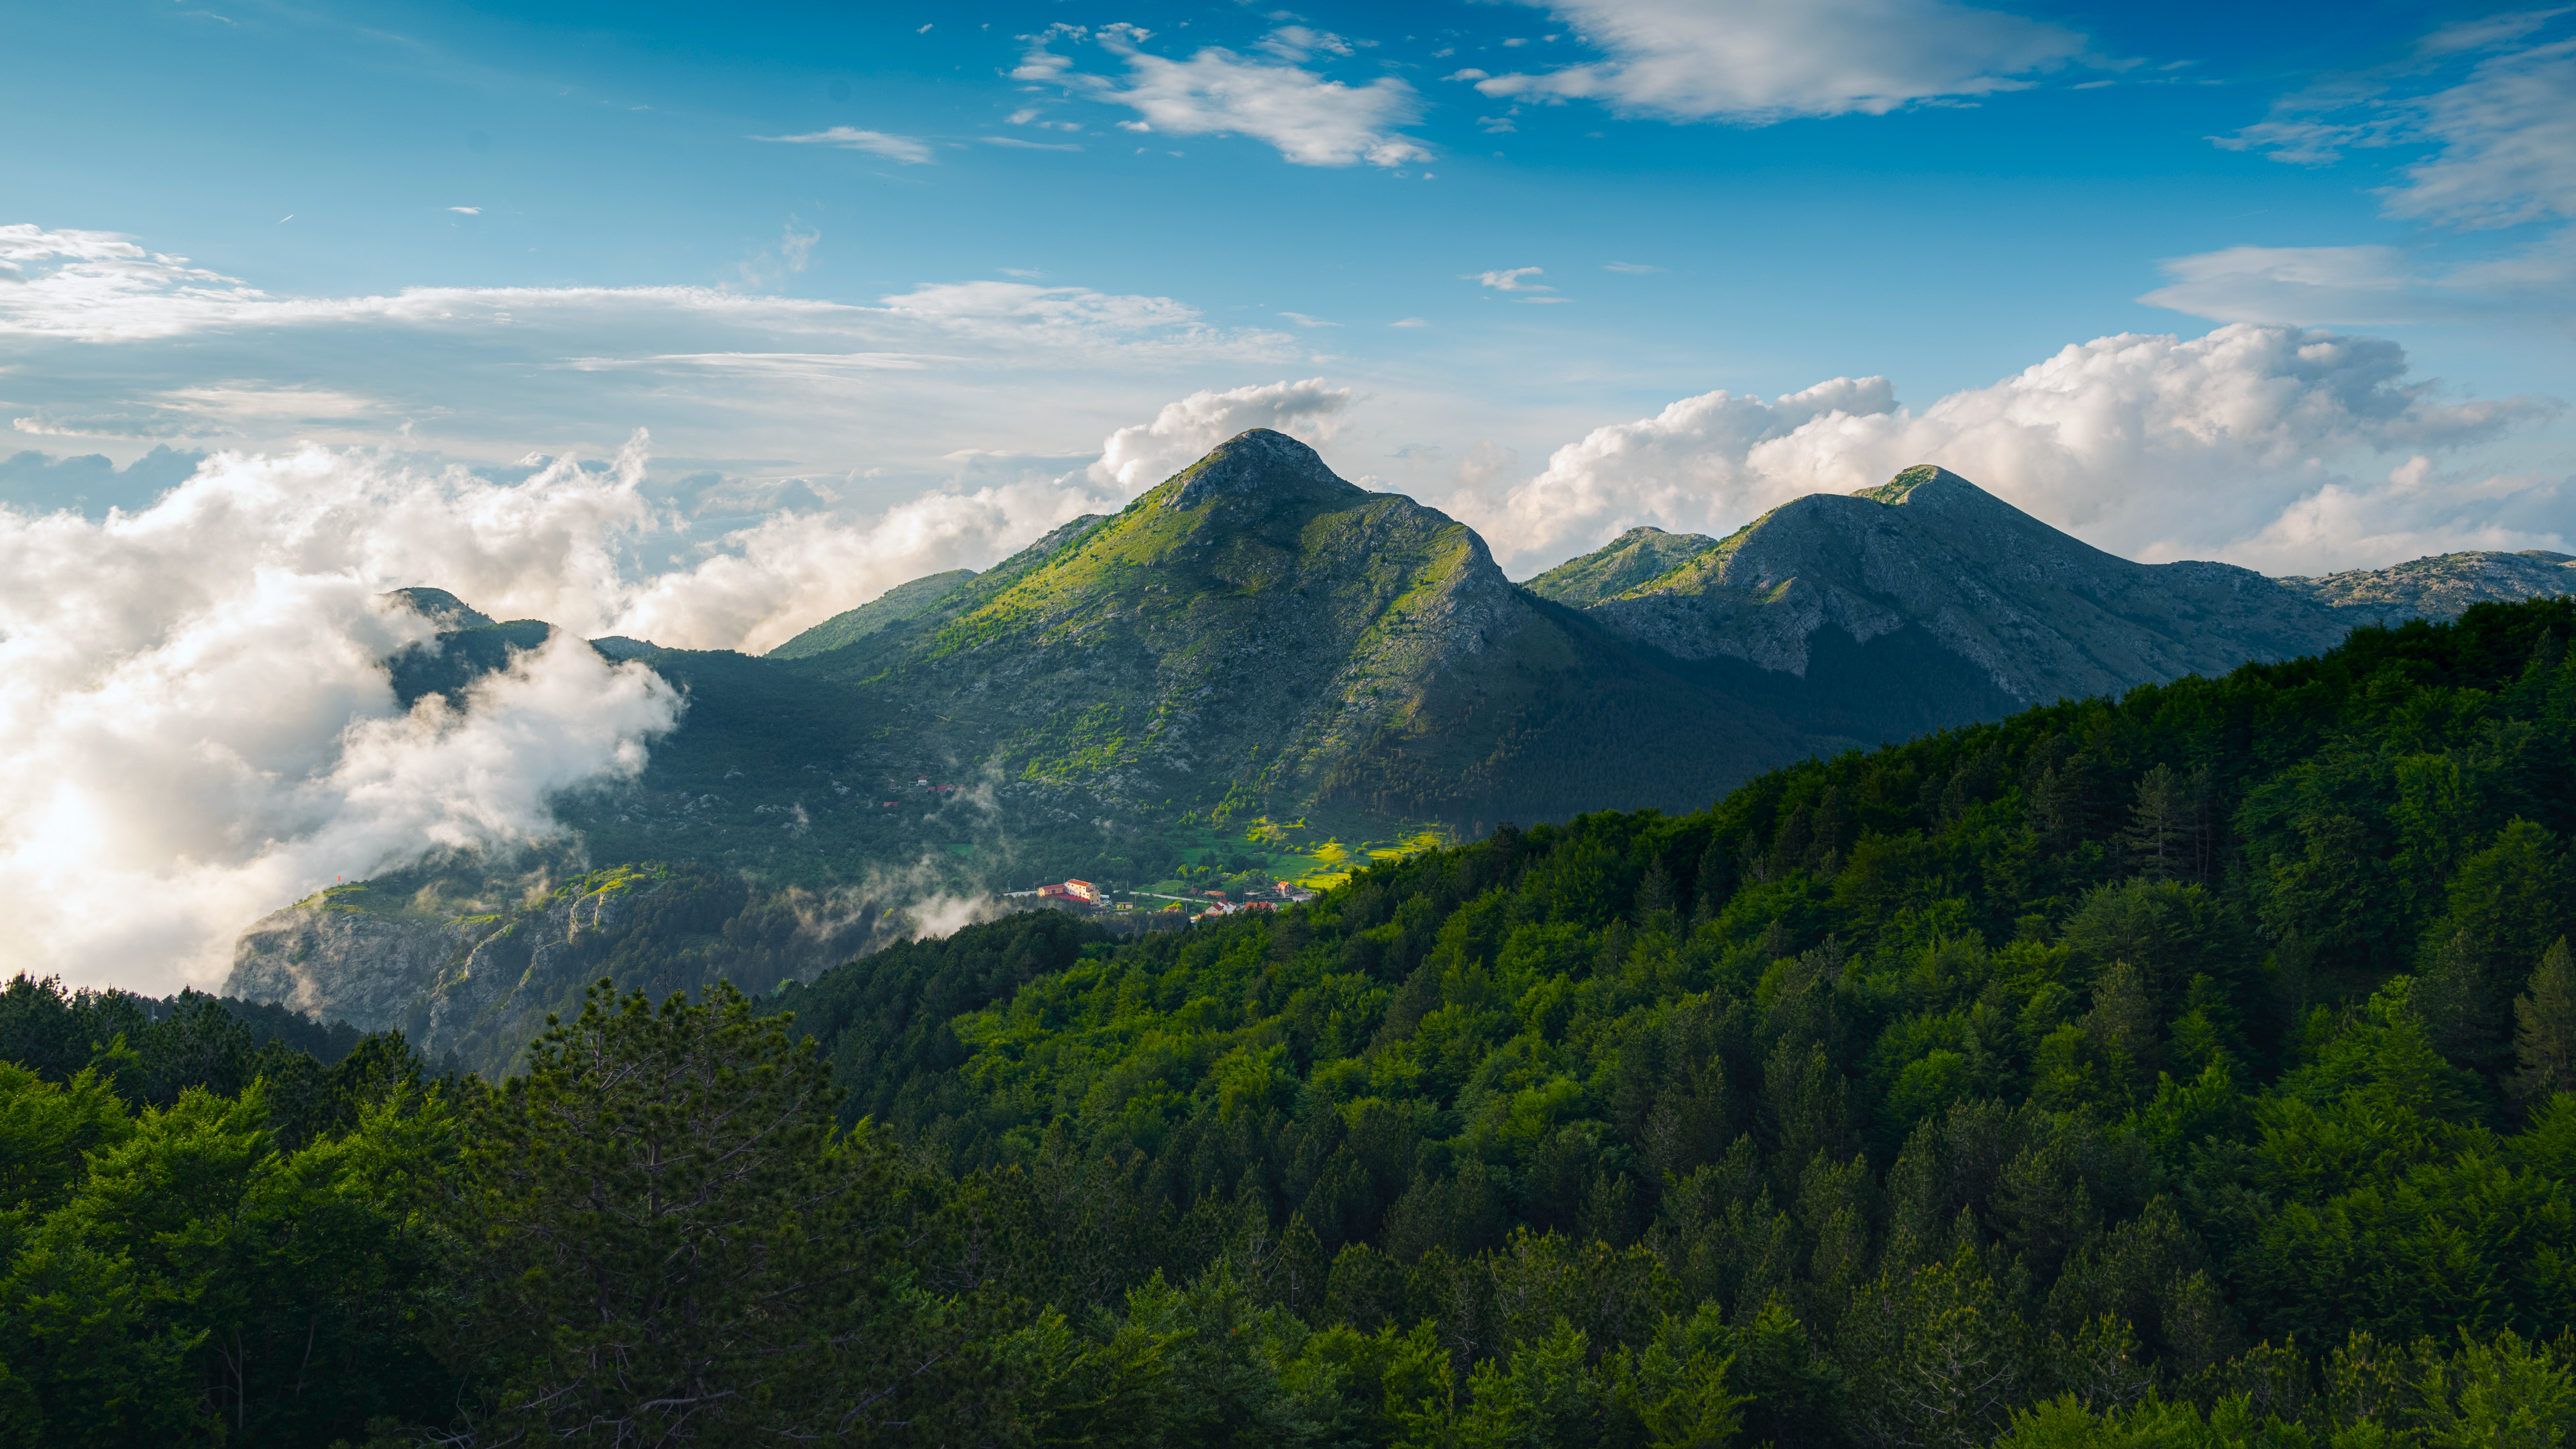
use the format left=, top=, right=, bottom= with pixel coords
left=1086, top=377, right=1358, bottom=492
left=751, top=127, right=936, bottom=164
left=0, top=443, right=684, bottom=993
left=1468, top=0, right=2093, bottom=123
left=1014, top=23, right=1432, bottom=167
left=1469, top=266, right=1553, bottom=291
left=2229, top=453, right=2570, bottom=574
left=1458, top=323, right=2561, bottom=576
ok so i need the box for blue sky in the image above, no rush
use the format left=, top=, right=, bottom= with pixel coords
left=3, top=0, right=2571, bottom=585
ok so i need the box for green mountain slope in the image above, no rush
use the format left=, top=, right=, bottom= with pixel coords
left=754, top=594, right=2576, bottom=1442
left=238, top=440, right=2562, bottom=1065
left=653, top=429, right=1823, bottom=838
left=1520, top=524, right=1718, bottom=607
left=765, top=568, right=978, bottom=659
left=40, top=603, right=2576, bottom=1449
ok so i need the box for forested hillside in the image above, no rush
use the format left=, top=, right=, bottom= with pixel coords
left=7, top=597, right=2575, bottom=1446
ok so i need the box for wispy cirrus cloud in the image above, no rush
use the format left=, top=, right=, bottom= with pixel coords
left=0, top=223, right=1304, bottom=480
left=750, top=125, right=935, bottom=164
left=2153, top=15, right=2576, bottom=326
left=1464, top=0, right=2097, bottom=125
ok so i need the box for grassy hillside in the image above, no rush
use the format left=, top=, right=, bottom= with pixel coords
left=763, top=567, right=979, bottom=659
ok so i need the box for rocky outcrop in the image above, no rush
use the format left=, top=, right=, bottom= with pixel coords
left=1166, top=428, right=1356, bottom=509
left=414, top=872, right=667, bottom=1064
left=226, top=904, right=495, bottom=1034
left=226, top=863, right=896, bottom=1076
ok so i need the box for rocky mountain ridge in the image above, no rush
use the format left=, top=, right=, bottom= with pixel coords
left=2279, top=549, right=2576, bottom=621
left=1527, top=474, right=2569, bottom=709
left=1548, top=466, right=2349, bottom=706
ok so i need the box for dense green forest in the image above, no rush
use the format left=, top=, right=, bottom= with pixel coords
left=6, top=598, right=2575, bottom=1446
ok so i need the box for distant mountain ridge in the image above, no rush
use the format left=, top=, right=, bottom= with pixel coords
left=2279, top=549, right=2576, bottom=622
left=1534, top=465, right=2346, bottom=708
left=1525, top=468, right=2571, bottom=710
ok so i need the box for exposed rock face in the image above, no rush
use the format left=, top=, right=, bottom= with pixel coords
left=223, top=875, right=667, bottom=1064
left=1580, top=466, right=2351, bottom=704
left=2281, top=550, right=2576, bottom=622
left=225, top=863, right=894, bottom=1075
left=413, top=872, right=665, bottom=1066
left=1166, top=427, right=1355, bottom=508
left=227, top=904, right=494, bottom=1034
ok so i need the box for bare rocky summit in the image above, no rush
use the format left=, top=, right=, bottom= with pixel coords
left=2280, top=549, right=2576, bottom=623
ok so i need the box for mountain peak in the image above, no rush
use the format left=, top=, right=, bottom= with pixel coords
left=383, top=586, right=494, bottom=631
left=1852, top=464, right=1982, bottom=506
left=1162, top=429, right=1356, bottom=510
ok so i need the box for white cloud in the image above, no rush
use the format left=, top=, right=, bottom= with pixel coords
left=1468, top=0, right=2092, bottom=124
left=0, top=441, right=684, bottom=993
left=1277, top=311, right=1340, bottom=327
left=447, top=206, right=482, bottom=215
left=2227, top=453, right=2569, bottom=573
left=2385, top=37, right=2576, bottom=230
left=1389, top=317, right=1430, bottom=327
left=1469, top=266, right=1552, bottom=291
left=2138, top=245, right=2452, bottom=325
left=1086, top=377, right=1356, bottom=492
left=750, top=126, right=936, bottom=164
left=1015, top=23, right=1432, bottom=167
left=981, top=136, right=1085, bottom=152
left=1456, top=323, right=2560, bottom=576
left=1260, top=25, right=1354, bottom=61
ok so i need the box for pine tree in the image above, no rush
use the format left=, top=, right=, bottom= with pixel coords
left=2122, top=765, right=2186, bottom=881
left=2512, top=936, right=2576, bottom=1108
left=1635, top=859, right=1676, bottom=922
left=1690, top=839, right=1733, bottom=920
left=438, top=980, right=996, bottom=1444
left=2082, top=961, right=2160, bottom=1088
